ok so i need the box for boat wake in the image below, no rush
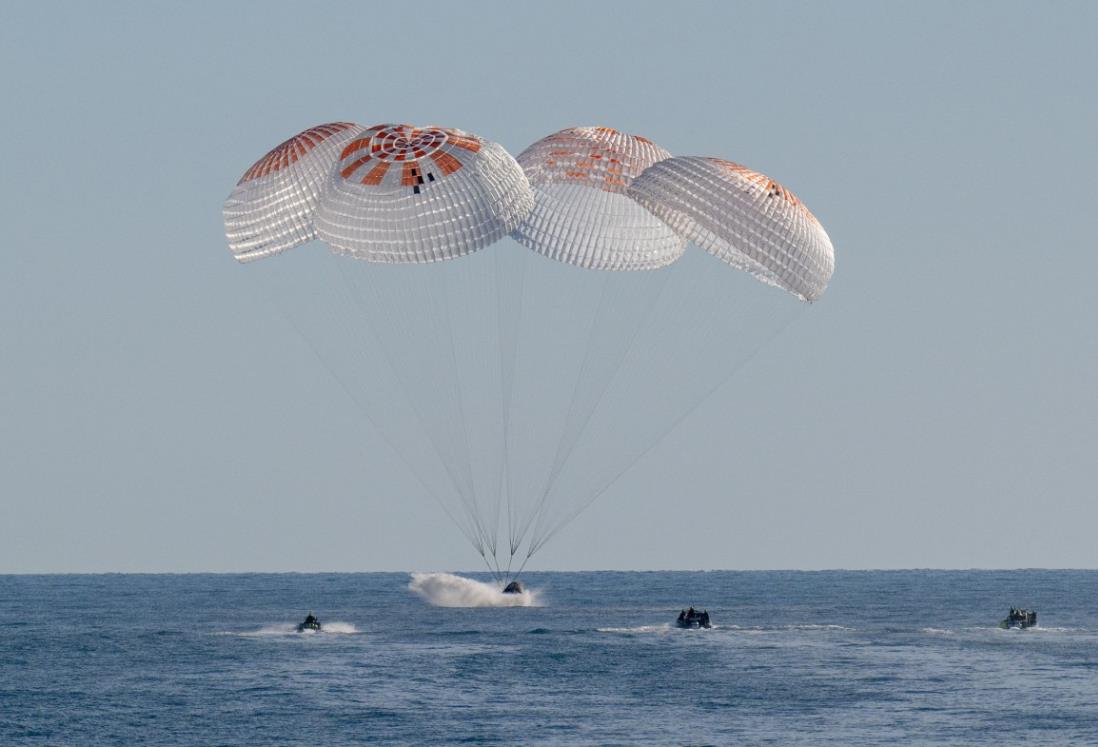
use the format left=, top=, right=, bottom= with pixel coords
left=408, top=573, right=539, bottom=607
left=921, top=625, right=1090, bottom=637
left=596, top=624, right=672, bottom=634
left=225, top=621, right=359, bottom=637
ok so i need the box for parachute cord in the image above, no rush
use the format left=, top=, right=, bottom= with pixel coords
left=505, top=275, right=606, bottom=555
left=527, top=273, right=610, bottom=507
left=526, top=306, right=805, bottom=557
left=509, top=274, right=609, bottom=554
left=483, top=553, right=503, bottom=585
left=243, top=266, right=484, bottom=555
left=518, top=268, right=672, bottom=554
left=498, top=251, right=518, bottom=562
left=338, top=261, right=491, bottom=559
left=523, top=256, right=740, bottom=554
left=437, top=263, right=493, bottom=559
left=511, top=546, right=534, bottom=583
left=507, top=263, right=614, bottom=555
left=519, top=268, right=673, bottom=548
left=484, top=252, right=504, bottom=569
left=497, top=248, right=529, bottom=559
left=479, top=549, right=502, bottom=585
left=349, top=264, right=489, bottom=556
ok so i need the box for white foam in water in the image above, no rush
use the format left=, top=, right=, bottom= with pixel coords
left=320, top=622, right=358, bottom=634
left=230, top=621, right=360, bottom=637
left=408, top=573, right=539, bottom=607
left=921, top=627, right=955, bottom=636
left=596, top=624, right=672, bottom=634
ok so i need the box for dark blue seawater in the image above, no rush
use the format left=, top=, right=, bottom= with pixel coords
left=2, top=571, right=1097, bottom=745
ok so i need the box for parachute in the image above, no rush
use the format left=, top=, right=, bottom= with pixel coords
left=627, top=157, right=834, bottom=302
left=316, top=124, right=532, bottom=263
left=223, top=122, right=834, bottom=583
left=224, top=123, right=365, bottom=261
left=513, top=127, right=685, bottom=270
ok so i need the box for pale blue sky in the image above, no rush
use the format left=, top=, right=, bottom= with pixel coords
left=1, top=1, right=1096, bottom=573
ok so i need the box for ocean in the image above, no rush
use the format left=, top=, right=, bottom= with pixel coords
left=2, top=570, right=1096, bottom=745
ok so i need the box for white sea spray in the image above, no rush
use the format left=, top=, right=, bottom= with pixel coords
left=408, top=572, right=539, bottom=607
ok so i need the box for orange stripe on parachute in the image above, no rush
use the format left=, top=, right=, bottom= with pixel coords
left=238, top=123, right=357, bottom=184
left=341, top=138, right=372, bottom=160
left=430, top=150, right=462, bottom=176
left=446, top=135, right=481, bottom=152
left=361, top=161, right=390, bottom=185
left=341, top=154, right=372, bottom=179
left=713, top=159, right=820, bottom=225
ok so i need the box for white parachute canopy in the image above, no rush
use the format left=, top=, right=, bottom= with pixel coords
left=316, top=124, right=532, bottom=263
left=223, top=123, right=365, bottom=262
left=223, top=122, right=835, bottom=583
left=628, top=156, right=835, bottom=301
left=512, top=127, right=686, bottom=271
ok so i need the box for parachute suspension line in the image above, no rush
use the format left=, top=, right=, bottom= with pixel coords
left=504, top=261, right=623, bottom=557
left=244, top=266, right=483, bottom=555
left=341, top=262, right=487, bottom=557
left=508, top=270, right=613, bottom=554
left=522, top=267, right=674, bottom=546
left=482, top=251, right=505, bottom=574
left=335, top=259, right=492, bottom=563
left=479, top=546, right=503, bottom=585
left=497, top=248, right=530, bottom=560
left=492, top=247, right=524, bottom=566
left=526, top=301, right=807, bottom=558
left=434, top=262, right=491, bottom=560
left=435, top=264, right=493, bottom=566
left=318, top=272, right=491, bottom=554
left=519, top=273, right=675, bottom=556
left=523, top=258, right=737, bottom=555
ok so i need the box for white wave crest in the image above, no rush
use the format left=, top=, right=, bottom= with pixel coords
left=408, top=573, right=539, bottom=607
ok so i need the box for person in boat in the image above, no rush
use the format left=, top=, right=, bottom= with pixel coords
left=299, top=612, right=320, bottom=631
left=701, top=610, right=711, bottom=627
left=678, top=609, right=687, bottom=624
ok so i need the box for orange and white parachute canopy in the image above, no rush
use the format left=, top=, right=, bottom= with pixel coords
left=511, top=127, right=686, bottom=271
left=223, top=122, right=835, bottom=299
left=223, top=122, right=533, bottom=264
left=316, top=124, right=533, bottom=263
left=628, top=157, right=835, bottom=301
left=223, top=123, right=365, bottom=262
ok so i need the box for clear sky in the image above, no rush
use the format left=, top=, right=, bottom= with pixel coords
left=1, top=1, right=1096, bottom=573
